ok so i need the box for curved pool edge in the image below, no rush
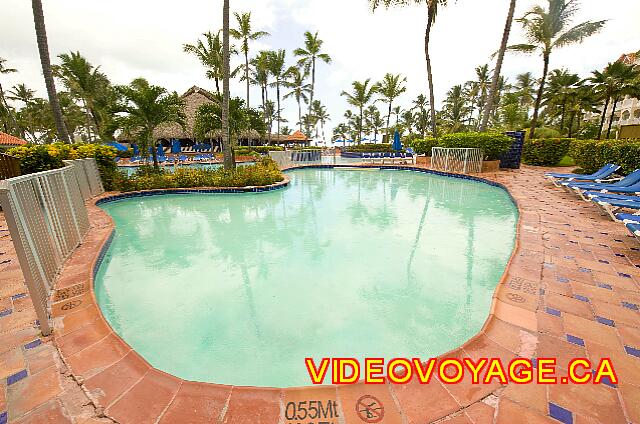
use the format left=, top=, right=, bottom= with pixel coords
left=49, top=164, right=536, bottom=423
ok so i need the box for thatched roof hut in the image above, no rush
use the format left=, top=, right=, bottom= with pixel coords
left=284, top=130, right=310, bottom=145
left=117, top=86, right=278, bottom=145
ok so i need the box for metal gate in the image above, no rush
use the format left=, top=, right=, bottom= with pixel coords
left=0, top=158, right=104, bottom=335
left=431, top=147, right=483, bottom=174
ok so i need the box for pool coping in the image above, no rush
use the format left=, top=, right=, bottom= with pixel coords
left=50, top=164, right=532, bottom=423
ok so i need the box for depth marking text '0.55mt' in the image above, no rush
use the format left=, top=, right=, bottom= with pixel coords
left=285, top=400, right=339, bottom=424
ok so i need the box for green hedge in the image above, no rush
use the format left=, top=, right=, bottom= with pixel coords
left=7, top=143, right=119, bottom=190
left=345, top=143, right=393, bottom=153
left=408, top=137, right=438, bottom=156
left=569, top=139, right=640, bottom=175
left=522, top=138, right=573, bottom=166
left=438, top=132, right=512, bottom=161
left=113, top=157, right=284, bottom=191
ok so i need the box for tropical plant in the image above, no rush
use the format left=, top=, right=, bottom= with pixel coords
left=283, top=66, right=311, bottom=132
left=311, top=100, right=330, bottom=140
left=481, top=0, right=517, bottom=131
left=194, top=96, right=265, bottom=144
left=542, top=69, right=581, bottom=132
left=507, top=0, right=606, bottom=138
left=117, top=78, right=185, bottom=169
left=442, top=84, right=472, bottom=133
left=514, top=72, right=536, bottom=118
left=230, top=12, right=269, bottom=108
left=294, top=31, right=331, bottom=134
left=31, top=0, right=71, bottom=143
left=183, top=31, right=238, bottom=94
left=469, top=64, right=492, bottom=129
left=370, top=0, right=451, bottom=138
left=376, top=73, right=407, bottom=141
left=341, top=79, right=378, bottom=143
left=411, top=94, right=430, bottom=137
left=590, top=61, right=640, bottom=139
left=266, top=49, right=287, bottom=138
left=364, top=105, right=385, bottom=143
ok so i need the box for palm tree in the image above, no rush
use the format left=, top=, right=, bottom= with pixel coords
left=311, top=100, right=330, bottom=140
left=514, top=72, right=536, bottom=118
left=183, top=31, right=225, bottom=94
left=221, top=0, right=232, bottom=170
left=250, top=51, right=271, bottom=128
left=294, top=31, right=331, bottom=134
left=117, top=78, right=185, bottom=169
left=480, top=0, right=517, bottom=131
left=0, top=58, right=23, bottom=136
left=262, top=100, right=276, bottom=144
left=470, top=64, right=491, bottom=129
left=376, top=73, right=407, bottom=141
left=31, top=0, right=71, bottom=143
left=283, top=66, right=311, bottom=132
left=543, top=69, right=580, bottom=132
left=267, top=49, right=287, bottom=139
left=507, top=0, right=605, bottom=138
left=412, top=94, right=430, bottom=137
left=371, top=0, right=450, bottom=138
left=364, top=105, right=384, bottom=142
left=590, top=61, right=640, bottom=139
left=442, top=84, right=471, bottom=132
left=54, top=51, right=109, bottom=142
left=341, top=79, right=378, bottom=143
left=7, top=84, right=36, bottom=142
left=230, top=12, right=269, bottom=108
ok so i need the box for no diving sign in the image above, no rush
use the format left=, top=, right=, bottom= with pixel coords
left=355, top=395, right=385, bottom=423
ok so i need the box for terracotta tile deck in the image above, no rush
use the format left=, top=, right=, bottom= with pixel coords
left=0, top=165, right=639, bottom=423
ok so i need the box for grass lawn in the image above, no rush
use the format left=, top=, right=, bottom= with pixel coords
left=557, top=156, right=575, bottom=167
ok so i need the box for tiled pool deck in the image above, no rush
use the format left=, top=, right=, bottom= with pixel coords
left=0, top=165, right=639, bottom=423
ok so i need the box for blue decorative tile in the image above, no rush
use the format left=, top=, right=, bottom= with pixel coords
left=0, top=309, right=12, bottom=318
left=596, top=316, right=615, bottom=327
left=621, top=302, right=639, bottom=311
left=597, top=283, right=612, bottom=290
left=546, top=307, right=561, bottom=317
left=549, top=403, right=573, bottom=424
left=618, top=272, right=631, bottom=279
left=0, top=411, right=6, bottom=424
left=573, top=295, right=589, bottom=303
left=11, top=293, right=27, bottom=300
left=7, top=369, right=27, bottom=385
left=623, top=345, right=640, bottom=358
left=566, top=334, right=585, bottom=347
left=24, top=339, right=41, bottom=350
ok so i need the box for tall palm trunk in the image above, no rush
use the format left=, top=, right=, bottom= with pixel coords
left=244, top=50, right=250, bottom=108
left=606, top=96, right=619, bottom=139
left=358, top=107, right=363, bottom=144
left=559, top=97, right=567, bottom=132
left=32, top=0, right=71, bottom=143
left=386, top=101, right=392, bottom=142
left=425, top=7, right=437, bottom=138
left=307, top=57, right=316, bottom=136
left=297, top=96, right=302, bottom=132
left=529, top=53, right=549, bottom=139
left=82, top=99, right=93, bottom=142
left=149, top=131, right=159, bottom=169
left=480, top=0, right=516, bottom=132
left=276, top=81, right=281, bottom=138
left=597, top=96, right=610, bottom=139
left=567, top=111, right=576, bottom=138
left=221, top=0, right=233, bottom=170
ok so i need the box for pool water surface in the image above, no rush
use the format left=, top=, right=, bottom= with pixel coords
left=95, top=168, right=517, bottom=387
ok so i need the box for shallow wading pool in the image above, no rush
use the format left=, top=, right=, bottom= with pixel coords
left=95, top=168, right=518, bottom=387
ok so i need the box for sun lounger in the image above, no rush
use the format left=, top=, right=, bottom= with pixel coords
left=565, top=169, right=640, bottom=190
left=615, top=213, right=640, bottom=224
left=545, top=163, right=618, bottom=180
left=595, top=195, right=640, bottom=221
left=584, top=192, right=640, bottom=202
left=627, top=222, right=640, bottom=241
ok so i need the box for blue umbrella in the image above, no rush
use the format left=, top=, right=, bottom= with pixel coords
left=106, top=141, right=128, bottom=152
left=171, top=139, right=181, bottom=154
left=392, top=130, right=402, bottom=151
left=157, top=144, right=164, bottom=157
left=132, top=143, right=139, bottom=155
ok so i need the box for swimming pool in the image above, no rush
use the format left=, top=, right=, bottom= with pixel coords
left=95, top=168, right=517, bottom=387
left=117, top=161, right=255, bottom=177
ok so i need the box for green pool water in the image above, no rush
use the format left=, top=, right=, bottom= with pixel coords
left=95, top=168, right=517, bottom=387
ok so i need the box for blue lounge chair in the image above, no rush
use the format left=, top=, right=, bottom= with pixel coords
left=595, top=195, right=640, bottom=220
left=627, top=222, right=640, bottom=241
left=545, top=163, right=618, bottom=180
left=584, top=191, right=640, bottom=202
left=615, top=213, right=640, bottom=224
left=565, top=169, right=640, bottom=191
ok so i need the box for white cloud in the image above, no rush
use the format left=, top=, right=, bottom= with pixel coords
left=2, top=0, right=638, bottom=140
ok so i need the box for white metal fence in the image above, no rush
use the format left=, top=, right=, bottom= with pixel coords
left=431, top=147, right=483, bottom=174
left=0, top=158, right=104, bottom=335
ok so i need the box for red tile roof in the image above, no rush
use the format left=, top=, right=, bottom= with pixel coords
left=0, top=132, right=27, bottom=146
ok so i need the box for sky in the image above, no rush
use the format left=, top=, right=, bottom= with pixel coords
left=3, top=0, right=639, bottom=140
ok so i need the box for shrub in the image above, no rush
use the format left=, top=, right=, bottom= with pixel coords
left=438, top=132, right=512, bottom=161
left=113, top=156, right=284, bottom=192
left=345, top=143, right=394, bottom=153
left=7, top=145, right=67, bottom=173
left=408, top=137, right=438, bottom=156
left=569, top=139, right=640, bottom=175
left=522, top=138, right=573, bottom=166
